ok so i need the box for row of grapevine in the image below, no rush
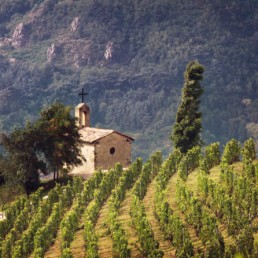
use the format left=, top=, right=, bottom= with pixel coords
left=0, top=138, right=256, bottom=258
left=11, top=184, right=63, bottom=258
left=183, top=138, right=255, bottom=179
left=131, top=152, right=162, bottom=200
left=198, top=142, right=221, bottom=175
left=176, top=179, right=225, bottom=257
left=221, top=139, right=241, bottom=165
left=60, top=172, right=104, bottom=257
left=154, top=151, right=194, bottom=257
left=241, top=138, right=256, bottom=163
left=155, top=150, right=182, bottom=191
left=32, top=180, right=83, bottom=258
left=0, top=187, right=44, bottom=258
left=129, top=152, right=163, bottom=257
left=221, top=138, right=256, bottom=166
left=2, top=178, right=87, bottom=258
left=196, top=139, right=257, bottom=256
left=2, top=203, right=36, bottom=258
left=106, top=158, right=142, bottom=257
left=178, top=146, right=201, bottom=181
left=197, top=169, right=257, bottom=256
left=0, top=188, right=43, bottom=243
left=0, top=197, right=28, bottom=246
left=130, top=195, right=163, bottom=257
left=83, top=164, right=124, bottom=258
left=33, top=202, right=62, bottom=257
left=0, top=197, right=27, bottom=243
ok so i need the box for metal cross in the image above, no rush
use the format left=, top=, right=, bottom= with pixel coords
left=78, top=88, right=88, bottom=103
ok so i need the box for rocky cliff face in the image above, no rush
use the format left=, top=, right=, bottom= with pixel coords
left=0, top=1, right=120, bottom=68
left=44, top=13, right=113, bottom=68
left=0, top=23, right=29, bottom=50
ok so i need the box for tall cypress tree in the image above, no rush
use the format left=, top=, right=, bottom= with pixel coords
left=171, top=61, right=204, bottom=153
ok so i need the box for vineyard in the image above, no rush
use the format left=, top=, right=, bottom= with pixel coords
left=0, top=138, right=257, bottom=257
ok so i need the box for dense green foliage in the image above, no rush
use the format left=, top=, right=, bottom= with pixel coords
left=0, top=123, right=47, bottom=188
left=0, top=0, right=257, bottom=159
left=172, top=61, right=204, bottom=153
left=35, top=103, right=84, bottom=180
left=0, top=103, right=83, bottom=188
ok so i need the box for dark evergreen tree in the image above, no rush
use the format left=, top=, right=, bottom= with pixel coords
left=171, top=61, right=204, bottom=153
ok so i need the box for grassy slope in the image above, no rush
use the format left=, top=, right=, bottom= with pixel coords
left=70, top=217, right=85, bottom=258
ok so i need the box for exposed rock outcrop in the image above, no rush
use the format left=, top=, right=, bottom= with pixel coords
left=12, top=23, right=29, bottom=48
left=47, top=43, right=58, bottom=62
left=9, top=58, right=16, bottom=64
left=104, top=41, right=114, bottom=62
left=70, top=17, right=80, bottom=33
left=0, top=38, right=12, bottom=48
left=46, top=39, right=92, bottom=67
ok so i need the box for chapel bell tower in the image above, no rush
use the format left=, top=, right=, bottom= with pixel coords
left=75, top=103, right=90, bottom=129
left=75, top=88, right=90, bottom=129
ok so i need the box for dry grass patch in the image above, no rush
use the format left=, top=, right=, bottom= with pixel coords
left=70, top=217, right=85, bottom=258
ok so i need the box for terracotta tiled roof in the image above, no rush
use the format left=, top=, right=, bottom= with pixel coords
left=79, top=127, right=134, bottom=143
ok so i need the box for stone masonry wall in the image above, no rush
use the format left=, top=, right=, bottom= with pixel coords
left=95, top=133, right=132, bottom=170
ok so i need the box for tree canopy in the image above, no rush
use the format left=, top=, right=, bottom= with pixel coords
left=171, top=61, right=204, bottom=153
left=0, top=122, right=46, bottom=189
left=0, top=103, right=84, bottom=189
left=36, top=103, right=84, bottom=180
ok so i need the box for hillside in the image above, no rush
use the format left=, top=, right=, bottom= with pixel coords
left=0, top=0, right=258, bottom=158
left=0, top=140, right=257, bottom=257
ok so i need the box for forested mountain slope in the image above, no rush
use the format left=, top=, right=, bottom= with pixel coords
left=0, top=0, right=257, bottom=158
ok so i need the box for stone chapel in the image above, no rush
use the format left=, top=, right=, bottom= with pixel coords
left=71, top=102, right=134, bottom=175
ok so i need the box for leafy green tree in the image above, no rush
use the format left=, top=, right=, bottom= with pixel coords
left=0, top=103, right=84, bottom=188
left=171, top=61, right=204, bottom=153
left=35, top=103, right=84, bottom=180
left=0, top=122, right=46, bottom=189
